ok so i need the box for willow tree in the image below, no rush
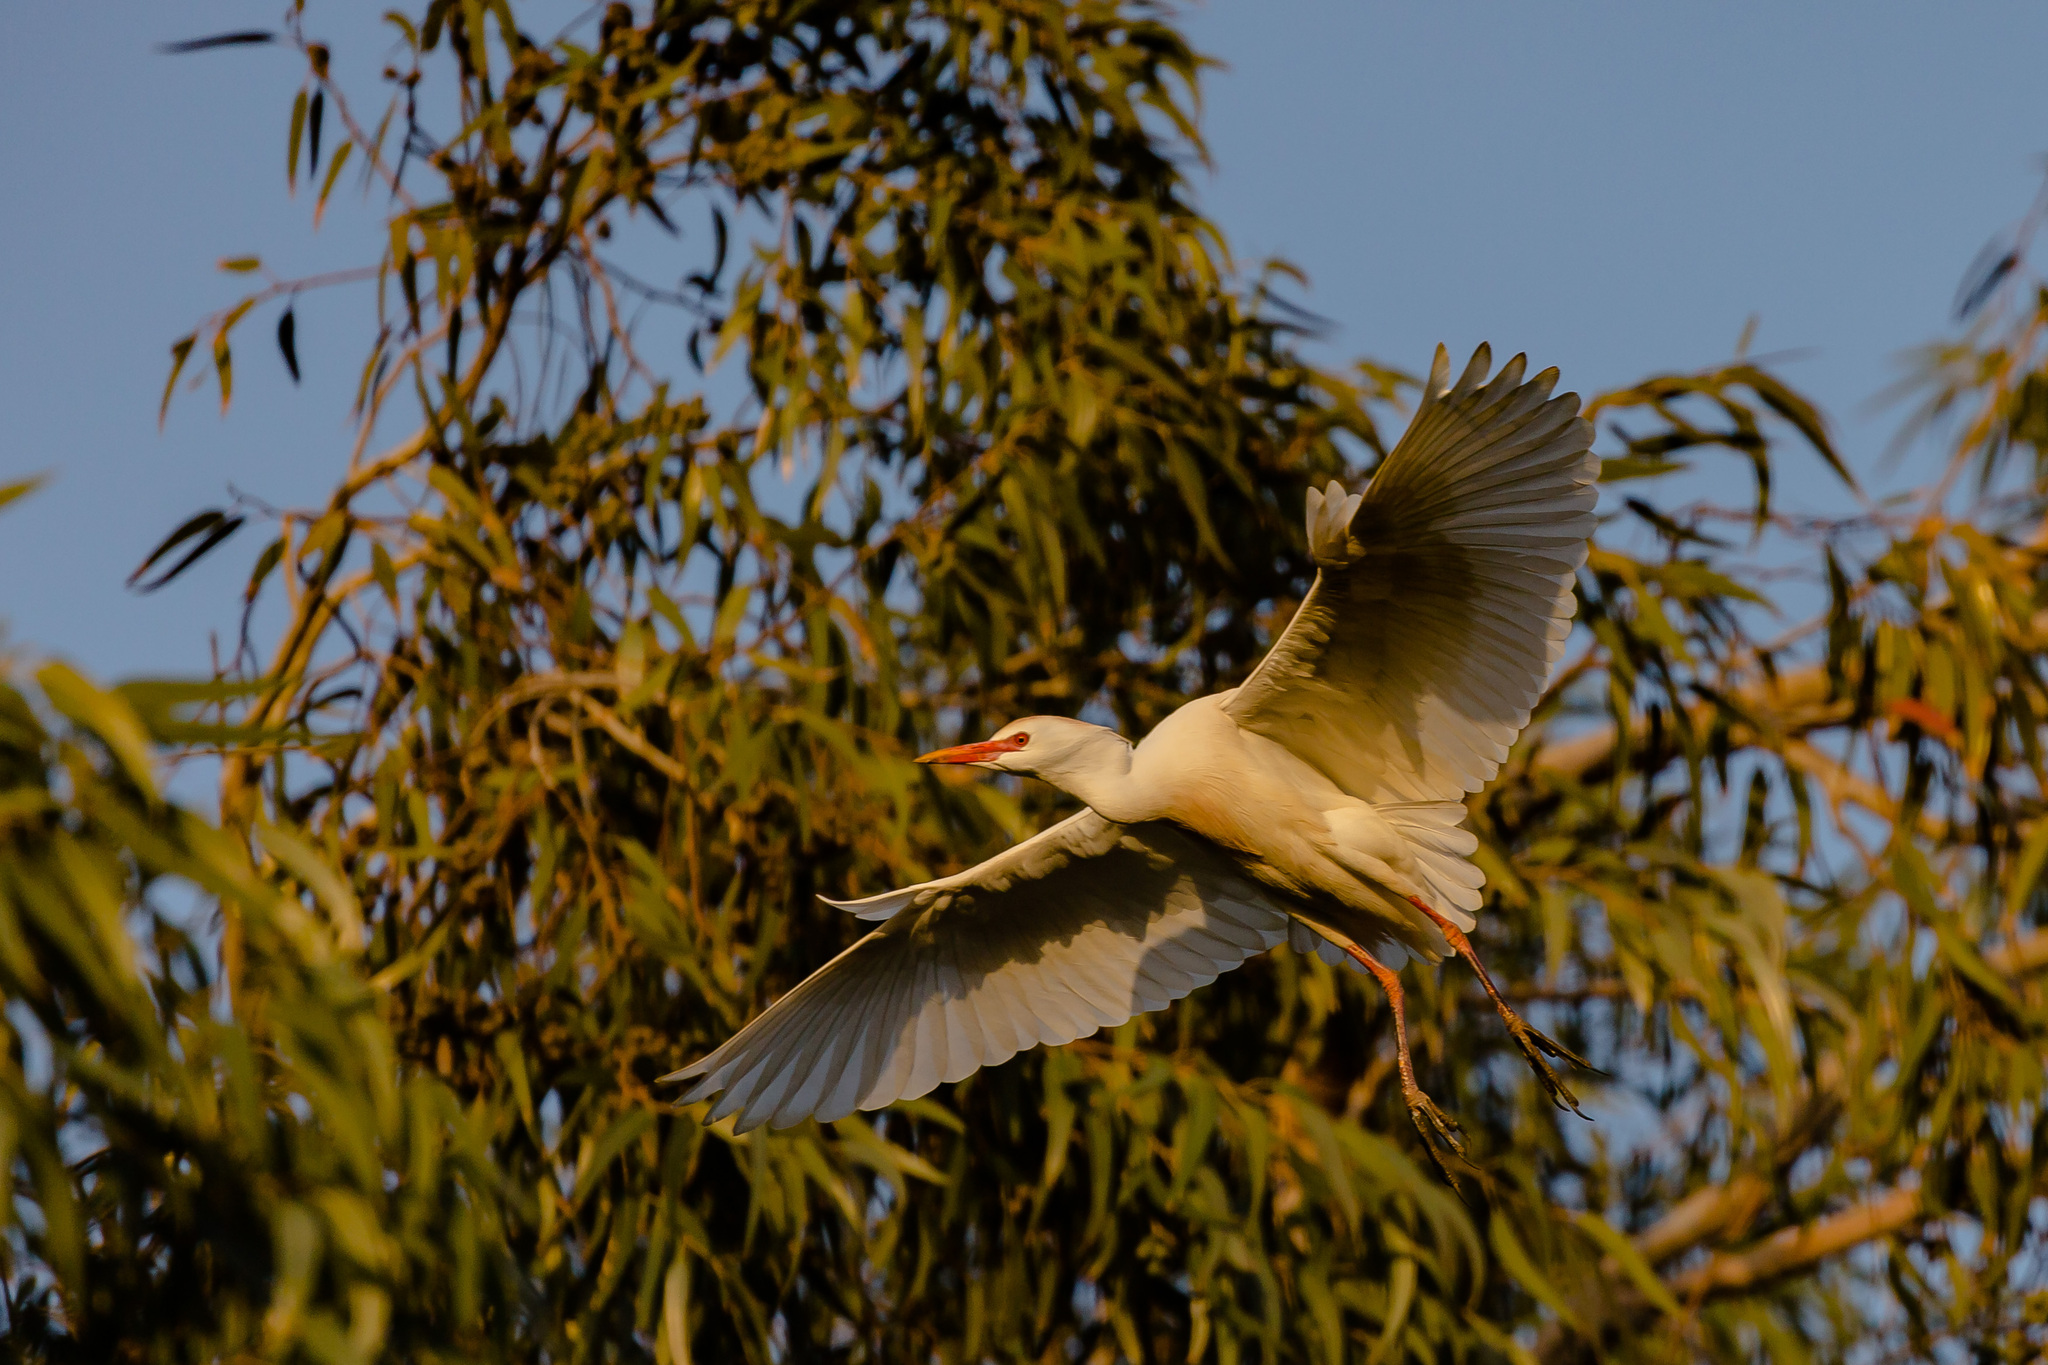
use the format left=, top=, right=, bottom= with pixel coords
left=4, top=2, right=2047, bottom=1361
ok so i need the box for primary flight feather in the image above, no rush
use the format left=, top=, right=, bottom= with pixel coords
left=665, top=344, right=1600, bottom=1171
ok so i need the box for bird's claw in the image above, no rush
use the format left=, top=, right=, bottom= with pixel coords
left=1501, top=1011, right=1597, bottom=1117
left=1402, top=1082, right=1467, bottom=1189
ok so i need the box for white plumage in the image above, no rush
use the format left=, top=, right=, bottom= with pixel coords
left=666, top=345, right=1600, bottom=1155
left=675, top=812, right=1290, bottom=1129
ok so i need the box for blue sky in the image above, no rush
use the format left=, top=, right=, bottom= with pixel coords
left=2, top=2, right=2045, bottom=685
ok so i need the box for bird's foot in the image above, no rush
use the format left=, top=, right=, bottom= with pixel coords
left=1498, top=1005, right=1597, bottom=1117
left=1337, top=933, right=1470, bottom=1190
left=1403, top=894, right=1601, bottom=1116
left=1401, top=1076, right=1467, bottom=1190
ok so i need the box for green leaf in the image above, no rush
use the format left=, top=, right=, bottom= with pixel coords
left=160, top=334, right=196, bottom=426
left=21, top=1131, right=84, bottom=1295
left=127, top=509, right=245, bottom=593
left=711, top=585, right=752, bottom=651
left=36, top=661, right=156, bottom=796
left=0, top=473, right=46, bottom=515
left=1893, top=843, right=2023, bottom=1014
left=288, top=88, right=308, bottom=190
left=315, top=140, right=353, bottom=227
left=1169, top=1075, right=1216, bottom=1201
left=2008, top=817, right=2048, bottom=916
left=1489, top=1209, right=1580, bottom=1333
left=212, top=331, right=234, bottom=411
left=1600, top=454, right=1687, bottom=482
left=661, top=1253, right=691, bottom=1365
left=313, top=1189, right=393, bottom=1272
left=265, top=1202, right=323, bottom=1347
left=1737, top=363, right=1858, bottom=491
left=1932, top=913, right=2025, bottom=1017
left=371, top=540, right=400, bottom=607
left=494, top=1031, right=538, bottom=1137
left=572, top=1109, right=656, bottom=1208
left=246, top=536, right=284, bottom=603
left=256, top=821, right=365, bottom=949
left=1572, top=1211, right=1682, bottom=1318
left=1364, top=1256, right=1416, bottom=1365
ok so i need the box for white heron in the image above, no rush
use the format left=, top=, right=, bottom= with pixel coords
left=665, top=344, right=1599, bottom=1176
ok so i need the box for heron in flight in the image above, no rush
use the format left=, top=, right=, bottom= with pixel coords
left=666, top=344, right=1599, bottom=1177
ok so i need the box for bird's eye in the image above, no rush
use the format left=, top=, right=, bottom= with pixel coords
left=1010, top=733, right=1029, bottom=749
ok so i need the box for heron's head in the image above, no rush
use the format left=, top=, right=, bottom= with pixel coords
left=915, top=715, right=1131, bottom=783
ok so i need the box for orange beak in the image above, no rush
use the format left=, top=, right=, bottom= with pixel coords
left=915, top=735, right=1026, bottom=765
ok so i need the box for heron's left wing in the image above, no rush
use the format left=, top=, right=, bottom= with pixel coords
left=1221, top=344, right=1597, bottom=804
left=662, top=812, right=1290, bottom=1133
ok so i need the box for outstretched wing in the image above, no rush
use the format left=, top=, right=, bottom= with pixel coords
left=1222, top=344, right=1597, bottom=804
left=663, top=812, right=1291, bottom=1133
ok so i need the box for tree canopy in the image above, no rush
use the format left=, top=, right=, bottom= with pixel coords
left=4, top=2, right=2047, bottom=1361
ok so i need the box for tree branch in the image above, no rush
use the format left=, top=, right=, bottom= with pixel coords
left=1536, top=932, right=2046, bottom=1362
left=1529, top=664, right=1835, bottom=784
left=1669, top=1185, right=1921, bottom=1297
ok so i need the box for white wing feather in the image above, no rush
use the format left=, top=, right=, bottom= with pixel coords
left=664, top=811, right=1291, bottom=1133
left=1223, top=343, right=1597, bottom=806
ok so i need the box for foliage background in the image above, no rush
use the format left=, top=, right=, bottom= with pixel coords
left=4, top=3, right=2048, bottom=1362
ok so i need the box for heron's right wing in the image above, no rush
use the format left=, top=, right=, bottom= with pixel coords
left=1221, top=344, right=1597, bottom=804
left=662, top=811, right=1290, bottom=1133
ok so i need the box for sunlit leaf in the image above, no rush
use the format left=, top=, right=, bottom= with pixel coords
left=0, top=474, right=46, bottom=515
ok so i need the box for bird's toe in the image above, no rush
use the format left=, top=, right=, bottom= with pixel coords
left=1401, top=1089, right=1467, bottom=1190
left=1502, top=1014, right=1596, bottom=1117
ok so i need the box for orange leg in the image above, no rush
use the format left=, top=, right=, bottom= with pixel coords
left=1342, top=941, right=1466, bottom=1189
left=1407, top=895, right=1597, bottom=1116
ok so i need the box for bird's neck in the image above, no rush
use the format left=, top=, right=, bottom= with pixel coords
left=1047, top=742, right=1154, bottom=825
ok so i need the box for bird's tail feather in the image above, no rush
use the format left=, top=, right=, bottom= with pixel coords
left=1376, top=801, right=1484, bottom=927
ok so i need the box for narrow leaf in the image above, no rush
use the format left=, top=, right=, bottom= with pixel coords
left=572, top=1109, right=657, bottom=1208
left=309, top=89, right=325, bottom=177
left=157, top=30, right=274, bottom=53
left=128, top=510, right=243, bottom=591
left=36, top=662, right=156, bottom=796
left=277, top=306, right=301, bottom=382
left=246, top=537, right=284, bottom=602
left=257, top=822, right=365, bottom=949
left=1573, top=1212, right=1682, bottom=1318
left=213, top=331, right=234, bottom=412
left=1740, top=364, right=1857, bottom=491
left=136, top=517, right=244, bottom=593
left=315, top=141, right=352, bottom=227
left=1955, top=235, right=2019, bottom=320
left=371, top=541, right=399, bottom=607
left=1364, top=1257, right=1417, bottom=1365
left=1931, top=914, right=2024, bottom=1017
left=1489, top=1210, right=1581, bottom=1332
left=0, top=474, right=46, bottom=515
left=2008, top=818, right=2048, bottom=917
left=494, top=1032, right=538, bottom=1136
left=288, top=88, right=307, bottom=190
left=160, top=335, right=196, bottom=426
